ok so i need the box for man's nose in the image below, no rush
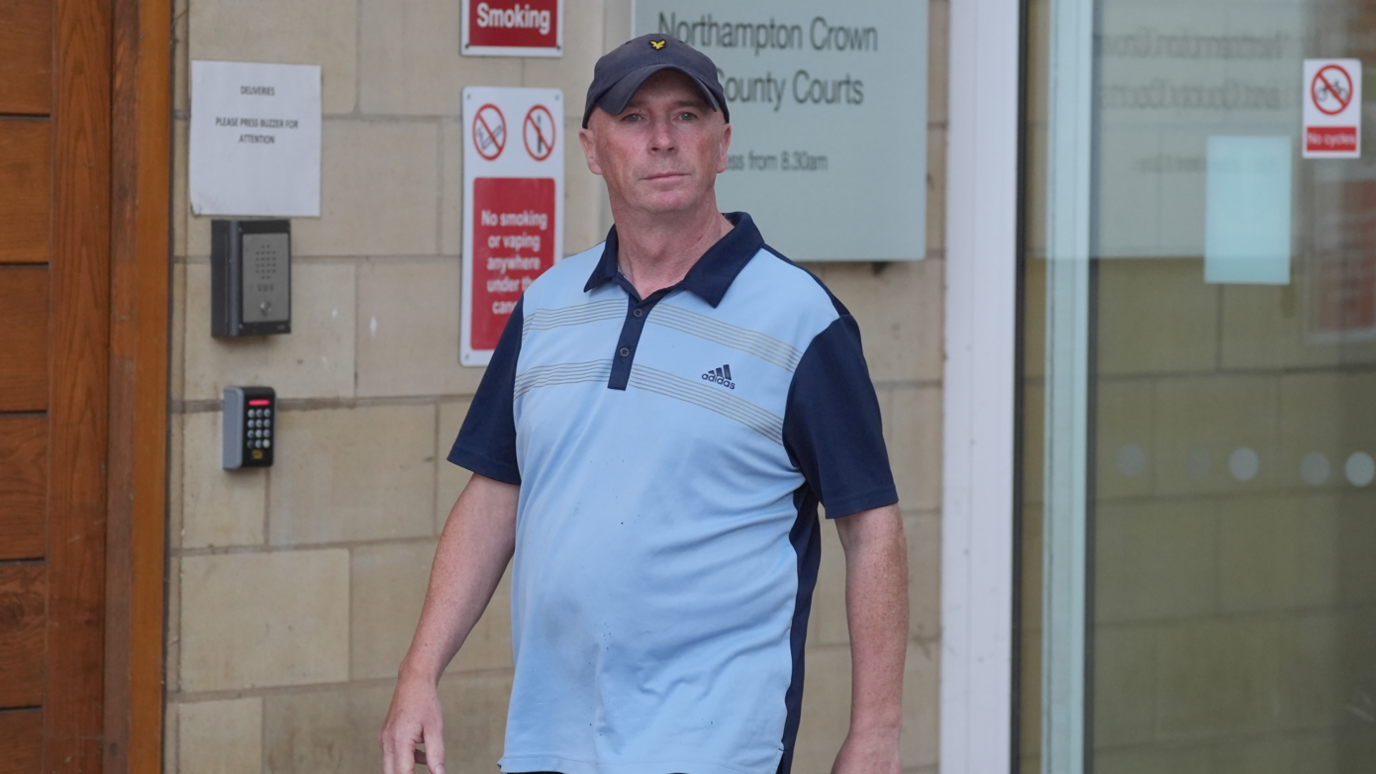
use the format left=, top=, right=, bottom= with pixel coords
left=649, top=117, right=676, bottom=151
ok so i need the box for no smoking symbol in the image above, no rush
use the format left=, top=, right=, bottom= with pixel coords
left=1312, top=64, right=1354, bottom=116
left=473, top=104, right=507, bottom=160
left=524, top=105, right=556, bottom=161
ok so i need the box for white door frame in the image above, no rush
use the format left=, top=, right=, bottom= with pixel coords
left=940, top=1, right=1022, bottom=772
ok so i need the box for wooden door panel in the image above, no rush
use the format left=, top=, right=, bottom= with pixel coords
left=0, top=417, right=46, bottom=561
left=0, top=709, right=43, bottom=773
left=0, top=0, right=53, bottom=115
left=0, top=267, right=48, bottom=412
left=0, top=564, right=45, bottom=708
left=0, top=119, right=52, bottom=264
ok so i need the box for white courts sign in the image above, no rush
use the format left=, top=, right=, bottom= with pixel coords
left=462, top=87, right=565, bottom=366
left=632, top=1, right=927, bottom=261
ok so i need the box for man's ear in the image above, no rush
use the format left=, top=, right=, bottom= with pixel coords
left=716, top=123, right=732, bottom=174
left=579, top=126, right=603, bottom=176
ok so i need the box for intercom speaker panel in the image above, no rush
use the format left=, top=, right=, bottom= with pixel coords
left=212, top=219, right=292, bottom=337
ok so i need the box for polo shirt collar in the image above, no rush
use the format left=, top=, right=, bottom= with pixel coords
left=582, top=212, right=764, bottom=307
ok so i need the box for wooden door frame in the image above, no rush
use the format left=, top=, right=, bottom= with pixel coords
left=106, top=0, right=171, bottom=771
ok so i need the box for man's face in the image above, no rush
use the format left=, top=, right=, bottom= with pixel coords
left=579, top=70, right=732, bottom=217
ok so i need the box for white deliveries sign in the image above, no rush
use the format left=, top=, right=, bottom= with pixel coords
left=632, top=1, right=927, bottom=261
left=1303, top=58, right=1361, bottom=159
left=189, top=61, right=322, bottom=216
left=462, top=87, right=565, bottom=366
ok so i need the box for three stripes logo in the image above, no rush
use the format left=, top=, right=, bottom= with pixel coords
left=701, top=364, right=736, bottom=390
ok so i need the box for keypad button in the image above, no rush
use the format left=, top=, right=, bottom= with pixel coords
left=263, top=440, right=271, bottom=449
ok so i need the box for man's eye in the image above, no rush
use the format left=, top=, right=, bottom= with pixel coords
left=679, top=112, right=697, bottom=121
left=623, top=114, right=643, bottom=122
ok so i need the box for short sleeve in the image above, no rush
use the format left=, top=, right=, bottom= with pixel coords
left=782, top=314, right=898, bottom=517
left=447, top=297, right=524, bottom=485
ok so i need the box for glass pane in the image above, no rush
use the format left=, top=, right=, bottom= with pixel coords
left=1021, top=0, right=1376, bottom=771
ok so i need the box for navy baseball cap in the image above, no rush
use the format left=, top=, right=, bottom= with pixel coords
left=582, top=34, right=729, bottom=128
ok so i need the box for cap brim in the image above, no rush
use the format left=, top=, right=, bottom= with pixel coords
left=584, top=64, right=723, bottom=127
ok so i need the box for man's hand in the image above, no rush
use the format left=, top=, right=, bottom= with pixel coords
left=833, top=504, right=908, bottom=774
left=380, top=676, right=445, bottom=774
left=832, top=728, right=903, bottom=774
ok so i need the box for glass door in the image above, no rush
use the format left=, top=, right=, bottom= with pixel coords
left=1021, top=0, right=1376, bottom=771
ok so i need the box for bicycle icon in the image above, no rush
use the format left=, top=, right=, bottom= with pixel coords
left=1312, top=64, right=1354, bottom=116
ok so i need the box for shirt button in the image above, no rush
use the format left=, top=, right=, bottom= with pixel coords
left=619, top=347, right=630, bottom=357
left=632, top=308, right=644, bottom=318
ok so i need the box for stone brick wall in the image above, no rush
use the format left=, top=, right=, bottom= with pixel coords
left=165, top=2, right=949, bottom=772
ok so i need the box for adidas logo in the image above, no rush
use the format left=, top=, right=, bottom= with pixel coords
left=701, top=364, right=736, bottom=390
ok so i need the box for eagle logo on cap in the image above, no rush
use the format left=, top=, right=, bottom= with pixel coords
left=650, top=39, right=666, bottom=49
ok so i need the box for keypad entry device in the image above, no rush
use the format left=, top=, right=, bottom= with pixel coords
left=212, top=219, right=291, bottom=337
left=223, top=386, right=276, bottom=469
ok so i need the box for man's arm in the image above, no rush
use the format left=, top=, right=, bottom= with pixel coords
left=379, top=473, right=519, bottom=774
left=831, top=503, right=908, bottom=774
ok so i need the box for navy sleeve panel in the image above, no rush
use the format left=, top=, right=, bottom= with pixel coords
left=447, top=298, right=523, bottom=485
left=783, top=315, right=899, bottom=518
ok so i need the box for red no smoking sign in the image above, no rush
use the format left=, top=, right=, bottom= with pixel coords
left=472, top=103, right=506, bottom=160
left=462, top=87, right=565, bottom=366
left=1304, top=59, right=1362, bottom=159
left=470, top=178, right=555, bottom=350
left=462, top=0, right=563, bottom=58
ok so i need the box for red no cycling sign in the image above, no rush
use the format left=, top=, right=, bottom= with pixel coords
left=1304, top=59, right=1362, bottom=159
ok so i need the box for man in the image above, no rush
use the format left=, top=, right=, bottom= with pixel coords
left=381, top=34, right=908, bottom=774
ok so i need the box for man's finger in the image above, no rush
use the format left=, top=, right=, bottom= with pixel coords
left=424, top=729, right=447, bottom=774
left=390, top=735, right=416, bottom=774
left=380, top=737, right=394, bottom=774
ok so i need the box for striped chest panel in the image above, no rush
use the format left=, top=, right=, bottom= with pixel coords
left=513, top=246, right=836, bottom=453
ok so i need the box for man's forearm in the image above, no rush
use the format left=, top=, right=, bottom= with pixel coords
left=381, top=474, right=518, bottom=774
left=399, top=473, right=519, bottom=684
left=835, top=504, right=909, bottom=737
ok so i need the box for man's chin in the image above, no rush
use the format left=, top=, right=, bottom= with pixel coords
left=628, top=191, right=704, bottom=216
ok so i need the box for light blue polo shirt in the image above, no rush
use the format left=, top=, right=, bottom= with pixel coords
left=450, top=213, right=897, bottom=774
